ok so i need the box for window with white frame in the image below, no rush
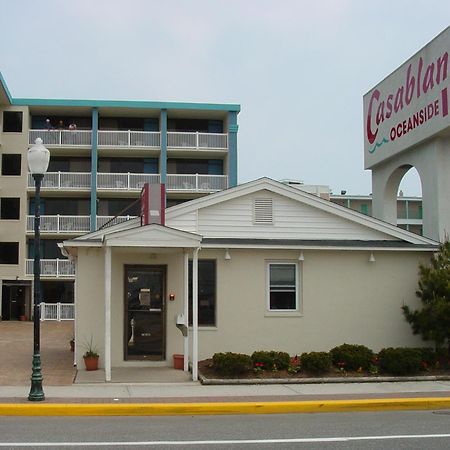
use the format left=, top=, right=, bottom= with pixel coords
left=267, top=262, right=298, bottom=310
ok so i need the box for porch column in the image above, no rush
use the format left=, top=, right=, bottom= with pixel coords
left=183, top=250, right=189, bottom=371
left=104, top=246, right=112, bottom=381
left=192, top=247, right=199, bottom=381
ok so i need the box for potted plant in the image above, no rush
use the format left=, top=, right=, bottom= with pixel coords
left=82, top=337, right=99, bottom=371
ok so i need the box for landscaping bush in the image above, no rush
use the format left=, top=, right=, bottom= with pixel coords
left=378, top=347, right=422, bottom=375
left=212, top=352, right=253, bottom=376
left=330, top=343, right=374, bottom=371
left=251, top=351, right=291, bottom=371
left=300, top=352, right=331, bottom=374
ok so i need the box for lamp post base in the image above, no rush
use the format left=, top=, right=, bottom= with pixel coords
left=28, top=353, right=45, bottom=401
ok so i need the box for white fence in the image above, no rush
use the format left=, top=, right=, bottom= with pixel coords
left=40, top=302, right=74, bottom=321
left=26, top=259, right=75, bottom=277
left=167, top=132, right=228, bottom=149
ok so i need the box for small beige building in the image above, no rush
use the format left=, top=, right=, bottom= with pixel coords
left=62, top=178, right=438, bottom=381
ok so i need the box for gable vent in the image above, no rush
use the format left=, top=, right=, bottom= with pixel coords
left=253, top=198, right=273, bottom=225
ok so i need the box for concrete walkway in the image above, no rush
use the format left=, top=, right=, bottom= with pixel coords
left=0, top=321, right=75, bottom=386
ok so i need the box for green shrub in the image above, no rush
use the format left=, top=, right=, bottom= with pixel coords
left=330, top=343, right=374, bottom=371
left=251, top=351, right=291, bottom=371
left=378, top=348, right=422, bottom=375
left=300, top=352, right=332, bottom=374
left=212, top=352, right=253, bottom=376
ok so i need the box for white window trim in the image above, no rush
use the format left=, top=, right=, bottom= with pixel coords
left=266, top=261, right=300, bottom=312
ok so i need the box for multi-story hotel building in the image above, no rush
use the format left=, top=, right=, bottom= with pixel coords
left=0, top=72, right=239, bottom=321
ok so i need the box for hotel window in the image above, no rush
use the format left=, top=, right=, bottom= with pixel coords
left=0, top=242, right=19, bottom=264
left=188, top=259, right=216, bottom=326
left=0, top=197, right=20, bottom=220
left=2, top=111, right=23, bottom=132
left=267, top=262, right=298, bottom=311
left=1, top=154, right=21, bottom=176
left=360, top=203, right=369, bottom=215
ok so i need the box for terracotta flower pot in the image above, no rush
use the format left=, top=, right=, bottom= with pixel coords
left=83, top=355, right=99, bottom=371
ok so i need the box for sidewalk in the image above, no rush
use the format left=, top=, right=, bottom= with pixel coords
left=1, top=379, right=450, bottom=415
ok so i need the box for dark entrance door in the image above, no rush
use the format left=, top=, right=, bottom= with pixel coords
left=124, top=265, right=166, bottom=360
left=1, top=284, right=26, bottom=320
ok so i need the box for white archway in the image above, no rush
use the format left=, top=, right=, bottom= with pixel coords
left=371, top=137, right=450, bottom=242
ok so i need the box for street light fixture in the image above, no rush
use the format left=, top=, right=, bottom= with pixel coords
left=27, top=138, right=50, bottom=402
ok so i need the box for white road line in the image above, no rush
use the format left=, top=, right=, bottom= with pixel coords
left=1, top=434, right=450, bottom=446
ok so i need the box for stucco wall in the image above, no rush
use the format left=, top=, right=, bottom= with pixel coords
left=75, top=246, right=431, bottom=368
left=197, top=248, right=428, bottom=359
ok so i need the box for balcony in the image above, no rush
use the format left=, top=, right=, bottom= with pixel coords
left=97, top=173, right=160, bottom=190
left=29, top=130, right=92, bottom=147
left=97, top=130, right=161, bottom=148
left=26, top=258, right=75, bottom=278
left=167, top=132, right=227, bottom=149
left=26, top=215, right=137, bottom=233
left=27, top=215, right=91, bottom=234
left=166, top=174, right=228, bottom=192
left=28, top=172, right=160, bottom=191
left=28, top=130, right=228, bottom=150
left=28, top=172, right=91, bottom=190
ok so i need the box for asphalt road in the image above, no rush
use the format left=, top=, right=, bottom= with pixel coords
left=0, top=410, right=449, bottom=449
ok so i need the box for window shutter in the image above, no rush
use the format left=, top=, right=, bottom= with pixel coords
left=253, top=198, right=273, bottom=224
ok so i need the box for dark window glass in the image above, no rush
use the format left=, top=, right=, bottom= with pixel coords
left=41, top=281, right=74, bottom=303
left=1, top=154, right=21, bottom=175
left=97, top=198, right=140, bottom=216
left=28, top=239, right=64, bottom=259
left=269, top=263, right=297, bottom=310
left=0, top=242, right=19, bottom=264
left=188, top=260, right=216, bottom=326
left=2, top=111, right=23, bottom=132
left=167, top=158, right=209, bottom=175
left=1, top=198, right=20, bottom=219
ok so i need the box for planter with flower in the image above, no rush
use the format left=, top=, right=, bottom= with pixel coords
left=82, top=337, right=99, bottom=371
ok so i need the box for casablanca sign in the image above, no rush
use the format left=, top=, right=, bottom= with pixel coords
left=364, top=26, right=450, bottom=169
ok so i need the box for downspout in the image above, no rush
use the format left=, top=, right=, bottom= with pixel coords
left=104, top=245, right=112, bottom=381
left=192, top=247, right=200, bottom=381
left=183, top=250, right=189, bottom=371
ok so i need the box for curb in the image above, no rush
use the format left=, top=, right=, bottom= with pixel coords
left=199, top=373, right=450, bottom=385
left=1, top=397, right=450, bottom=416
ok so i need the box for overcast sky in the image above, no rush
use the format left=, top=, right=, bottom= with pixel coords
left=1, top=0, right=449, bottom=195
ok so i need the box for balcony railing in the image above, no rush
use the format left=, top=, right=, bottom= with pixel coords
left=29, top=130, right=92, bottom=146
left=97, top=130, right=161, bottom=147
left=28, top=172, right=161, bottom=191
left=96, top=215, right=137, bottom=229
left=29, top=130, right=228, bottom=149
left=28, top=172, right=91, bottom=189
left=167, top=132, right=228, bottom=149
left=27, top=215, right=91, bottom=233
left=97, top=173, right=161, bottom=189
left=166, top=174, right=228, bottom=191
left=26, top=259, right=75, bottom=277
left=41, top=302, right=74, bottom=321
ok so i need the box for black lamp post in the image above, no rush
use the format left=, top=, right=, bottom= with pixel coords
left=27, top=138, right=49, bottom=402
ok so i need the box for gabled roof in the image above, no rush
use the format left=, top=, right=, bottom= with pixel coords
left=62, top=223, right=202, bottom=255
left=166, top=177, right=438, bottom=247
